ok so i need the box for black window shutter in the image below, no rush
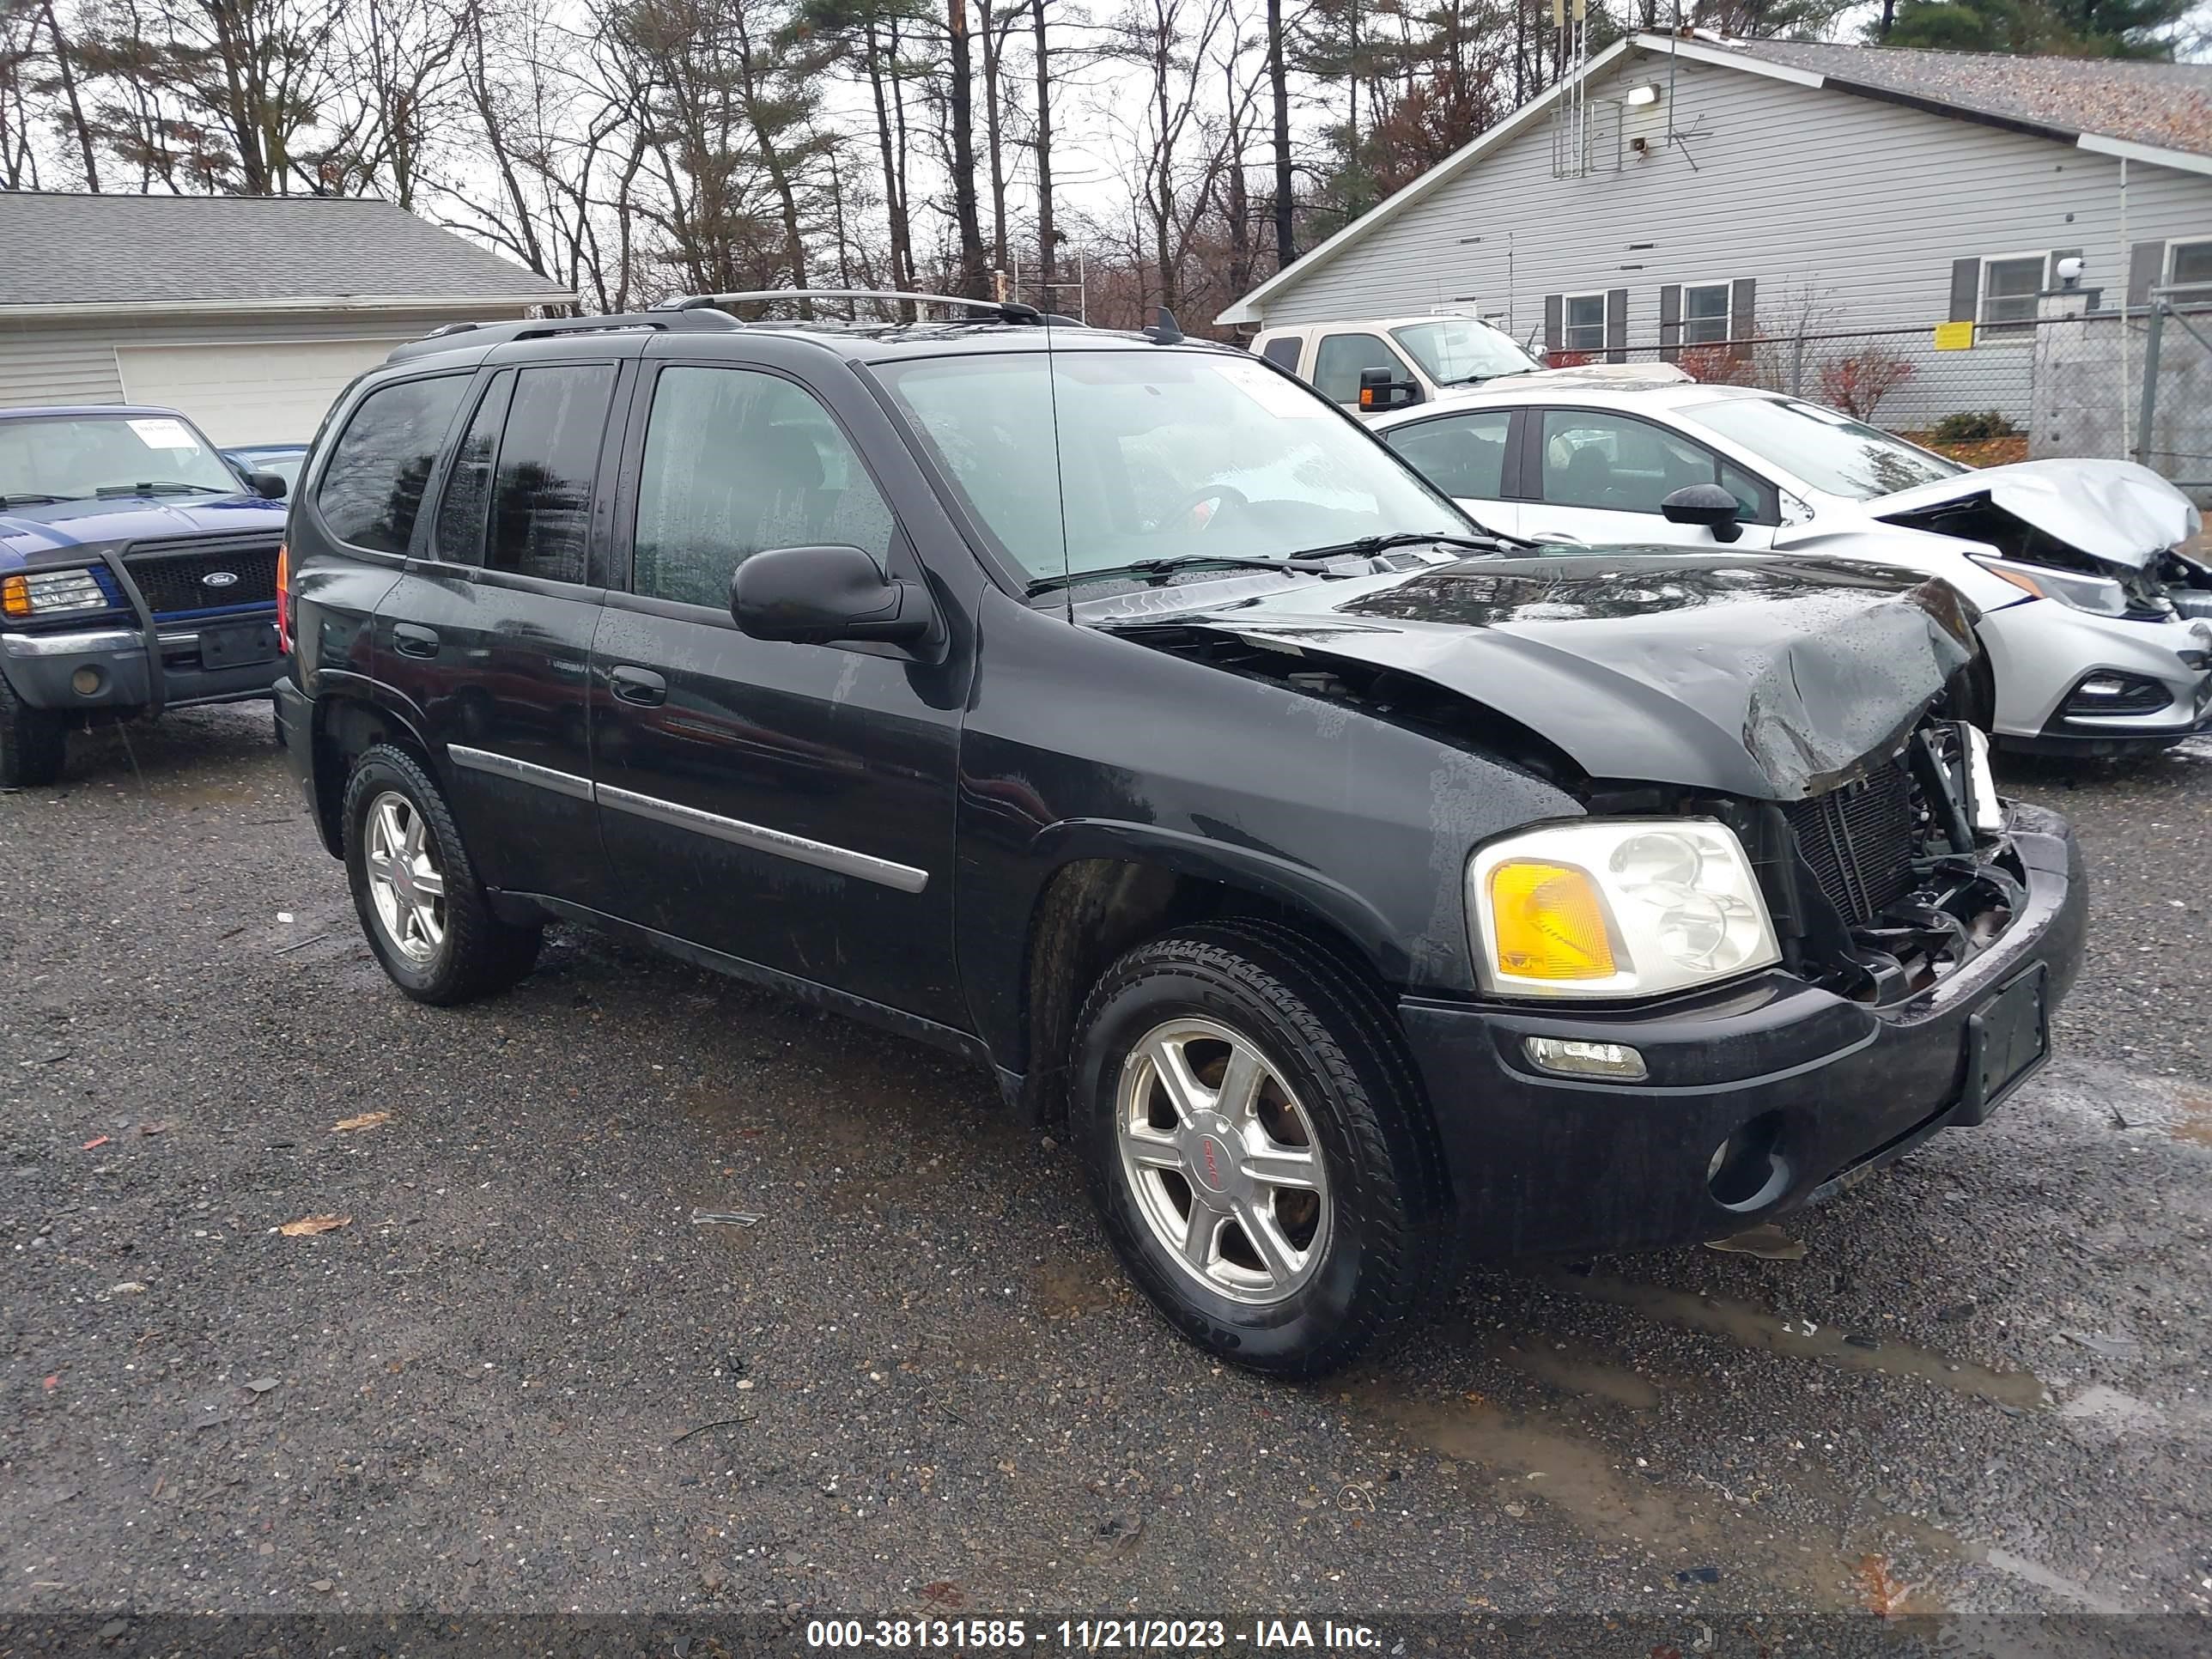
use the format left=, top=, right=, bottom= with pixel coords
left=1544, top=294, right=1564, bottom=353
left=1604, top=287, right=1628, bottom=363
left=1948, top=257, right=1981, bottom=324
left=1729, top=276, right=1757, bottom=361
left=2127, top=240, right=2165, bottom=307
left=1658, top=283, right=1682, bottom=362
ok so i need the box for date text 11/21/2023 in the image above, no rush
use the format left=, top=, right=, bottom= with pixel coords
left=803, top=1618, right=1383, bottom=1650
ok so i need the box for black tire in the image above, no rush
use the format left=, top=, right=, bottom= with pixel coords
left=0, top=672, right=66, bottom=790
left=342, top=744, right=540, bottom=1005
left=1072, top=921, right=1450, bottom=1378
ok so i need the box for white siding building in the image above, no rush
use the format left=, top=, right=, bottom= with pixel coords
left=0, top=194, right=572, bottom=444
left=1219, top=33, right=2212, bottom=435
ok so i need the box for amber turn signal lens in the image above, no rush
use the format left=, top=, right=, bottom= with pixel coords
left=0, top=574, right=27, bottom=618
left=1487, top=860, right=1615, bottom=980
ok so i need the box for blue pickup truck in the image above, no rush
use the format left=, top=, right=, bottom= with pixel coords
left=0, top=404, right=291, bottom=787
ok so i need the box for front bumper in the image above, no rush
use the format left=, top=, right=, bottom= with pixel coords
left=1982, top=600, right=2212, bottom=753
left=1400, top=801, right=2087, bottom=1261
left=0, top=615, right=282, bottom=714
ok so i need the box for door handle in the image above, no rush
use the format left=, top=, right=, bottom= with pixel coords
left=610, top=665, right=668, bottom=707
left=392, top=623, right=441, bottom=659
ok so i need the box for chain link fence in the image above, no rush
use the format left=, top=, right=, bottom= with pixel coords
left=1545, top=298, right=2212, bottom=495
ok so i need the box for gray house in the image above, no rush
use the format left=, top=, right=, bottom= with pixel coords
left=0, top=193, right=571, bottom=444
left=1218, top=33, right=2212, bottom=435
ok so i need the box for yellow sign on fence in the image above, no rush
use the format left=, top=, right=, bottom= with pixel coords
left=1934, top=320, right=1976, bottom=351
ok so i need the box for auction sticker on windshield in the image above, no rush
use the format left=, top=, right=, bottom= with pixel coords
left=1217, top=356, right=1326, bottom=418
left=126, top=418, right=198, bottom=449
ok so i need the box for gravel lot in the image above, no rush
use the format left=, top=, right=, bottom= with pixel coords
left=3, top=707, right=2209, bottom=1632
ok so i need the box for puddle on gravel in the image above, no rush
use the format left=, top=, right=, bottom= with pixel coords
left=2169, top=1093, right=2212, bottom=1146
left=2057, top=1383, right=2165, bottom=1433
left=1359, top=1384, right=2134, bottom=1613
left=1491, top=1337, right=1662, bottom=1410
left=1543, top=1272, right=2052, bottom=1411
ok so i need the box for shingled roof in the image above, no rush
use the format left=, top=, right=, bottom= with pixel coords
left=0, top=192, right=572, bottom=311
left=1712, top=38, right=2212, bottom=159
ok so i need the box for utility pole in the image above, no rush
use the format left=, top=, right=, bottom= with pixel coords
left=1267, top=0, right=1293, bottom=270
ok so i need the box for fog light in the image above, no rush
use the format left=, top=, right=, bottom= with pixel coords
left=70, top=665, right=103, bottom=696
left=2078, top=676, right=2127, bottom=697
left=1523, top=1036, right=1647, bottom=1081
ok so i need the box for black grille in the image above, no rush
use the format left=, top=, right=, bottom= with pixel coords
left=1784, top=760, right=1918, bottom=927
left=124, top=543, right=279, bottom=618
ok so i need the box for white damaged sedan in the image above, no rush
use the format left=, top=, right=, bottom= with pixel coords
left=1373, top=380, right=2212, bottom=755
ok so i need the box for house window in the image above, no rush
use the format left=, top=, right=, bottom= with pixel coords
left=1561, top=294, right=1607, bottom=354
left=2170, top=240, right=2212, bottom=294
left=1682, top=283, right=1733, bottom=345
left=1979, top=255, right=2046, bottom=332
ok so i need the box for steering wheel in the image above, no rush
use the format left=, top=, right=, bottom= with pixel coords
left=1160, top=483, right=1250, bottom=535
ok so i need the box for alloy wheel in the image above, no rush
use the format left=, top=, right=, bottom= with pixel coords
left=1115, top=1017, right=1331, bottom=1306
left=363, top=790, right=448, bottom=964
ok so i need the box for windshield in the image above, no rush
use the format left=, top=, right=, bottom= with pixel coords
left=875, top=349, right=1471, bottom=583
left=1389, top=318, right=1540, bottom=386
left=0, top=414, right=239, bottom=502
left=1680, top=396, right=1965, bottom=501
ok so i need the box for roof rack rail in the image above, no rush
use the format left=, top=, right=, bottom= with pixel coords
left=385, top=308, right=740, bottom=365
left=653, top=289, right=1057, bottom=326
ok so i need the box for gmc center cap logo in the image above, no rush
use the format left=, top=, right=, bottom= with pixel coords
left=201, top=570, right=239, bottom=587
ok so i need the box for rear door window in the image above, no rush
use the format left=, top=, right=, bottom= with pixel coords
left=430, top=372, right=513, bottom=566
left=1260, top=336, right=1303, bottom=371
left=316, top=375, right=470, bottom=554
left=1383, top=410, right=1513, bottom=500
left=485, top=364, right=615, bottom=585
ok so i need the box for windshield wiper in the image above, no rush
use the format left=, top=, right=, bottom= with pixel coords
left=1025, top=553, right=1345, bottom=597
left=0, top=492, right=65, bottom=507
left=94, top=481, right=225, bottom=498
left=1288, top=530, right=1514, bottom=560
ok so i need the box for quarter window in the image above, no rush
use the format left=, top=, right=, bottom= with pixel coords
left=1561, top=294, right=1607, bottom=354
left=316, top=375, right=468, bottom=554
left=486, top=364, right=615, bottom=585
left=1383, top=410, right=1513, bottom=501
left=1538, top=409, right=1767, bottom=520
left=1259, top=336, right=1303, bottom=370
left=1979, top=255, right=2046, bottom=332
left=1311, top=331, right=1412, bottom=403
left=632, top=366, right=896, bottom=610
left=1682, top=283, right=1732, bottom=345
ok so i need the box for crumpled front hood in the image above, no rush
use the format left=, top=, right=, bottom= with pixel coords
left=1109, top=552, right=1977, bottom=801
left=0, top=494, right=287, bottom=568
left=1869, top=458, right=2197, bottom=571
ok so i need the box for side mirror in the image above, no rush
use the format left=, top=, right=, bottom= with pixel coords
left=731, top=544, right=935, bottom=647
left=247, top=471, right=288, bottom=501
left=1356, top=365, right=1422, bottom=412
left=1661, top=483, right=1744, bottom=544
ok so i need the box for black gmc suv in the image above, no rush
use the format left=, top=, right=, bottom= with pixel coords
left=276, top=295, right=2087, bottom=1376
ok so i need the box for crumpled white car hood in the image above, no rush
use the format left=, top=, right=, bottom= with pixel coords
left=1869, top=458, right=2198, bottom=571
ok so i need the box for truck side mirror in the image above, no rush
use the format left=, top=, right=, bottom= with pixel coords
left=731, top=544, right=938, bottom=647
left=1357, top=365, right=1422, bottom=412
left=1661, top=483, right=1745, bottom=544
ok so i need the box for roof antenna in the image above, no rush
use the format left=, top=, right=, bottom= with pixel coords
left=1146, top=306, right=1185, bottom=344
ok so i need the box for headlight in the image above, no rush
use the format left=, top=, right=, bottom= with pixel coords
left=1, top=566, right=114, bottom=621
left=1969, top=554, right=2126, bottom=617
left=1468, top=818, right=1780, bottom=1000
